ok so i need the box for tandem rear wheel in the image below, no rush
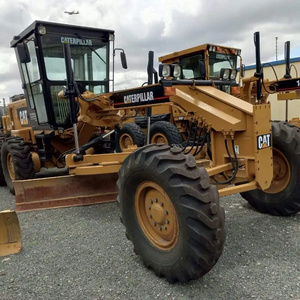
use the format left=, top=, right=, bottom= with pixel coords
left=116, top=123, right=145, bottom=152
left=150, top=121, right=183, bottom=146
left=241, top=121, right=300, bottom=216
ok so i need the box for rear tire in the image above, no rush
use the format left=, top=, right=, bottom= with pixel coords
left=117, top=144, right=225, bottom=283
left=1, top=137, right=35, bottom=194
left=116, top=123, right=145, bottom=152
left=241, top=121, right=300, bottom=216
left=150, top=121, right=183, bottom=146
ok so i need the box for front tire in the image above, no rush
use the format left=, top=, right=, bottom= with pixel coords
left=117, top=144, right=225, bottom=283
left=241, top=121, right=300, bottom=216
left=1, top=137, right=35, bottom=194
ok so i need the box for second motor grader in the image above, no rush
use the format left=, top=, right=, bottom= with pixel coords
left=117, top=42, right=242, bottom=150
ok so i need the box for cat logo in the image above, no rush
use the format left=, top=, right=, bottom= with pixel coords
left=123, top=91, right=154, bottom=104
left=257, top=133, right=271, bottom=150
left=19, top=110, right=28, bottom=125
left=61, top=37, right=93, bottom=46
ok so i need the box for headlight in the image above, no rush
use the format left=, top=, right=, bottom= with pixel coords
left=159, top=64, right=171, bottom=77
left=222, top=69, right=230, bottom=80
left=38, top=25, right=46, bottom=35
left=209, top=45, right=216, bottom=52
left=230, top=69, right=237, bottom=80
left=172, top=64, right=182, bottom=78
left=159, top=64, right=182, bottom=78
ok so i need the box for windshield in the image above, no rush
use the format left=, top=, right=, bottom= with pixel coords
left=179, top=54, right=204, bottom=79
left=209, top=52, right=237, bottom=79
left=40, top=33, right=110, bottom=126
left=41, top=33, right=109, bottom=83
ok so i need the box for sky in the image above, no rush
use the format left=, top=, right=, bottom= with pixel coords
left=0, top=0, right=300, bottom=101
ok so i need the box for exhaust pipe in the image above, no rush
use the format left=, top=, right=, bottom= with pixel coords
left=254, top=32, right=263, bottom=103
left=284, top=41, right=291, bottom=122
left=284, top=41, right=291, bottom=79
left=0, top=210, right=21, bottom=256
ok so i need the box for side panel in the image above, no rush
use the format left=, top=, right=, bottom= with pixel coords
left=253, top=104, right=273, bottom=190
left=7, top=99, right=27, bottom=130
left=111, top=85, right=169, bottom=108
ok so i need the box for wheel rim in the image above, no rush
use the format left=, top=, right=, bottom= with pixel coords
left=265, top=148, right=291, bottom=194
left=135, top=181, right=179, bottom=250
left=119, top=133, right=134, bottom=150
left=7, top=153, right=15, bottom=180
left=151, top=133, right=168, bottom=144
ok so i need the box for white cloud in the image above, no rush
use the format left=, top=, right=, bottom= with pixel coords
left=0, top=0, right=300, bottom=99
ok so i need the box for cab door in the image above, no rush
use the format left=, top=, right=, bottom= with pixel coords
left=16, top=37, right=49, bottom=129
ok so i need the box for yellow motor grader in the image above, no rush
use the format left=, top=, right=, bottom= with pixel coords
left=117, top=42, right=243, bottom=150
left=1, top=21, right=300, bottom=282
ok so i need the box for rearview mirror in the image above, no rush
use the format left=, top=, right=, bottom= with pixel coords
left=120, top=52, right=127, bottom=69
left=240, top=64, right=245, bottom=78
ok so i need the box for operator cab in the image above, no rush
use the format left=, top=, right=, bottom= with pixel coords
left=11, top=20, right=115, bottom=130
left=159, top=44, right=241, bottom=93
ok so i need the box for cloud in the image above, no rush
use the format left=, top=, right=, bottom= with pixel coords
left=0, top=0, right=299, bottom=98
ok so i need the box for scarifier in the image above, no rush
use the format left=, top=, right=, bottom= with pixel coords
left=0, top=21, right=299, bottom=281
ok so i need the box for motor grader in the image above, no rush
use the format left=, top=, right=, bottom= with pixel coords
left=0, top=20, right=126, bottom=256
left=117, top=43, right=242, bottom=150
left=2, top=20, right=300, bottom=283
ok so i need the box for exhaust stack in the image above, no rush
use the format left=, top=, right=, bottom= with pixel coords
left=254, top=32, right=263, bottom=103
left=284, top=41, right=291, bottom=79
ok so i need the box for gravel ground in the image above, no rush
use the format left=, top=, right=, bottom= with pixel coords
left=0, top=185, right=299, bottom=300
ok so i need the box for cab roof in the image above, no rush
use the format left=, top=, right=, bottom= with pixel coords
left=11, top=20, right=114, bottom=47
left=159, top=43, right=241, bottom=63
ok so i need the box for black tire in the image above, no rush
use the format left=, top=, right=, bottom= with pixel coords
left=1, top=137, right=35, bottom=194
left=150, top=121, right=183, bottom=146
left=135, top=113, right=171, bottom=128
left=241, top=121, right=300, bottom=216
left=0, top=132, right=7, bottom=185
left=117, top=144, right=225, bottom=283
left=116, top=123, right=145, bottom=152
